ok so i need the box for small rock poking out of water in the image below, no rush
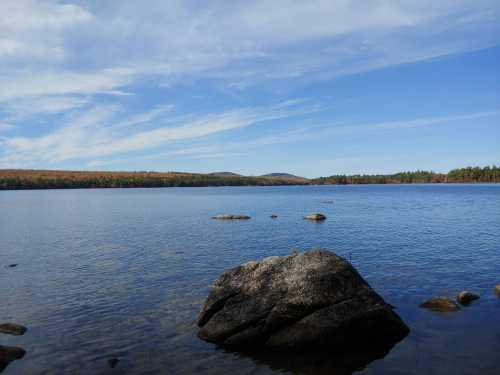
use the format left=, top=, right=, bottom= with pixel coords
left=495, top=285, right=500, bottom=297
left=108, top=358, right=120, bottom=369
left=420, top=297, right=460, bottom=312
left=212, top=215, right=251, bottom=220
left=270, top=214, right=278, bottom=219
left=7, top=264, right=17, bottom=268
left=0, top=323, right=27, bottom=336
left=304, top=213, right=326, bottom=221
left=0, top=345, right=26, bottom=372
left=457, top=291, right=480, bottom=306
left=197, top=250, right=409, bottom=353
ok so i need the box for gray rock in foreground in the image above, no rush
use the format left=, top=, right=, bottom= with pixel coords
left=0, top=346, right=25, bottom=372
left=0, top=323, right=27, bottom=336
left=197, top=250, right=409, bottom=351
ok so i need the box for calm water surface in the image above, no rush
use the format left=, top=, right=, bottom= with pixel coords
left=1, top=185, right=499, bottom=374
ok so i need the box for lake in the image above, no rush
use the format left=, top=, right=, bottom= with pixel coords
left=1, top=184, right=499, bottom=374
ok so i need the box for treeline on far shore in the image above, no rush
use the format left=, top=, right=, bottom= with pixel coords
left=0, top=170, right=307, bottom=190
left=0, top=166, right=498, bottom=190
left=311, top=166, right=500, bottom=185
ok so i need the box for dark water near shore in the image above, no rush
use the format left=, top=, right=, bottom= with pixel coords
left=1, top=185, right=500, bottom=374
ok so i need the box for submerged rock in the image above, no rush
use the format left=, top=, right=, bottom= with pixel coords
left=0, top=323, right=27, bottom=336
left=420, top=297, right=460, bottom=312
left=7, top=264, right=17, bottom=268
left=457, top=291, right=480, bottom=305
left=212, top=215, right=251, bottom=220
left=304, top=213, right=326, bottom=221
left=197, top=250, right=409, bottom=352
left=108, top=358, right=120, bottom=368
left=0, top=346, right=25, bottom=372
left=270, top=214, right=278, bottom=219
left=495, top=285, right=500, bottom=297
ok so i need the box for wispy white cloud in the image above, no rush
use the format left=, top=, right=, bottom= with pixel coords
left=0, top=68, right=134, bottom=103
left=1, top=0, right=92, bottom=30
left=314, top=110, right=500, bottom=136
left=0, top=101, right=315, bottom=167
left=0, top=39, right=65, bottom=60
left=0, top=122, right=15, bottom=132
left=74, top=109, right=500, bottom=170
left=2, top=96, right=90, bottom=122
left=111, top=105, right=174, bottom=129
left=0, top=0, right=92, bottom=63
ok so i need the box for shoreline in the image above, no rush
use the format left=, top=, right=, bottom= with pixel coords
left=1, top=181, right=499, bottom=192
left=1, top=166, right=498, bottom=190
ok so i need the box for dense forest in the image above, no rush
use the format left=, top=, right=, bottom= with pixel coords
left=312, top=166, right=500, bottom=185
left=0, top=166, right=498, bottom=190
left=0, top=170, right=308, bottom=190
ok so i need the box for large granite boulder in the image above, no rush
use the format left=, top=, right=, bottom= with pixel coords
left=197, top=250, right=409, bottom=352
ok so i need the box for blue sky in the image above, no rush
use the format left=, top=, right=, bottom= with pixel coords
left=0, top=1, right=499, bottom=177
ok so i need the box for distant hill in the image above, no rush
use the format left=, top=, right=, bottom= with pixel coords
left=261, top=173, right=309, bottom=182
left=208, top=172, right=241, bottom=177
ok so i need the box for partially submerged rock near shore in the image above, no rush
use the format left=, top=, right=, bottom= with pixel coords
left=197, top=250, right=409, bottom=353
left=0, top=323, right=28, bottom=372
left=495, top=284, right=500, bottom=296
left=212, top=215, right=251, bottom=220
left=420, top=297, right=460, bottom=312
left=304, top=213, right=326, bottom=221
left=0, top=323, right=27, bottom=336
left=0, top=346, right=25, bottom=372
left=457, top=291, right=480, bottom=306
